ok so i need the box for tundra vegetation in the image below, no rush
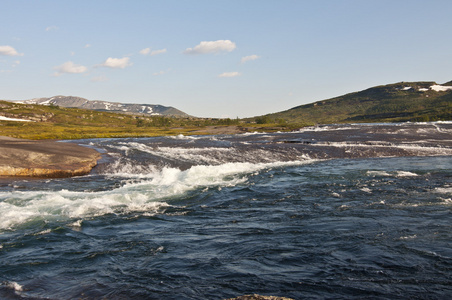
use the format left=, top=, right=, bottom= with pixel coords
left=255, top=81, right=452, bottom=124
left=0, top=101, right=295, bottom=140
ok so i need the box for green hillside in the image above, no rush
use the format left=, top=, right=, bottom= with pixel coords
left=0, top=101, right=248, bottom=139
left=257, top=81, right=452, bottom=125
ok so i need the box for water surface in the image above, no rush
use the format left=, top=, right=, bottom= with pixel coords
left=1, top=122, right=451, bottom=299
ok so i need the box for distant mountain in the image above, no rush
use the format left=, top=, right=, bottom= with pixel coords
left=13, top=96, right=190, bottom=117
left=259, top=81, right=452, bottom=124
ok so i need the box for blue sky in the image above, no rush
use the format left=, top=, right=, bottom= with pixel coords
left=1, top=0, right=451, bottom=118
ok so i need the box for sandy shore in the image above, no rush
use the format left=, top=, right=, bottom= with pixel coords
left=0, top=136, right=101, bottom=178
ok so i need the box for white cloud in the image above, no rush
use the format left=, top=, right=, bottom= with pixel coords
left=241, top=54, right=260, bottom=63
left=218, top=71, right=241, bottom=78
left=98, top=57, right=132, bottom=69
left=184, top=40, right=236, bottom=55
left=0, top=45, right=23, bottom=56
left=140, top=48, right=167, bottom=56
left=85, top=44, right=91, bottom=48
left=150, top=48, right=167, bottom=56
left=140, top=48, right=151, bottom=55
left=53, top=61, right=88, bottom=76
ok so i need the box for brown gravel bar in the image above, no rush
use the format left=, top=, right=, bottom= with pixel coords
left=0, top=136, right=101, bottom=177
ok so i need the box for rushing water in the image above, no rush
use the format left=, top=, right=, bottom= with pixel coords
left=1, top=122, right=452, bottom=299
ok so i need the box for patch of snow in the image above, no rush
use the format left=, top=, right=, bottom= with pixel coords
left=430, top=85, right=452, bottom=92
left=0, top=116, right=32, bottom=122
left=40, top=99, right=53, bottom=105
left=419, top=88, right=429, bottom=92
left=402, top=87, right=412, bottom=90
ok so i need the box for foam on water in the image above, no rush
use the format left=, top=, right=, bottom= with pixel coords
left=434, top=187, right=452, bottom=194
left=0, top=185, right=172, bottom=231
left=295, top=125, right=355, bottom=132
left=313, top=141, right=452, bottom=156
left=0, top=159, right=314, bottom=232
left=110, top=140, right=307, bottom=166
left=3, top=281, right=23, bottom=293
left=366, top=170, right=419, bottom=177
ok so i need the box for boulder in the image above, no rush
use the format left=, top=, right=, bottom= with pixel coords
left=0, top=136, right=101, bottom=177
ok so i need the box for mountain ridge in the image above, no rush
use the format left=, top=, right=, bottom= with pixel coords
left=12, top=95, right=190, bottom=117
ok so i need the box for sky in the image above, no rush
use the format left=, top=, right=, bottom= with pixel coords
left=1, top=0, right=452, bottom=118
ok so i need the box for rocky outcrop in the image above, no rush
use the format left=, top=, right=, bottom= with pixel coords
left=0, top=136, right=101, bottom=178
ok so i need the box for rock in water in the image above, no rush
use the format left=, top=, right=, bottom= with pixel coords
left=0, top=136, right=101, bottom=177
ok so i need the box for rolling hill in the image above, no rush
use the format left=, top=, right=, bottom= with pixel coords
left=258, top=81, right=452, bottom=125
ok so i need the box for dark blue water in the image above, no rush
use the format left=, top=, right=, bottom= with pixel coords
left=1, top=123, right=452, bottom=299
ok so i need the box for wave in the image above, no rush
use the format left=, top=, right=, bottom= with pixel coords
left=0, top=159, right=314, bottom=232
left=312, top=141, right=452, bottom=157
left=366, top=170, right=419, bottom=177
left=105, top=140, right=310, bottom=168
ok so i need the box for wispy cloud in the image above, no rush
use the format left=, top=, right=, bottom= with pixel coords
left=218, top=71, right=241, bottom=78
left=153, top=69, right=171, bottom=76
left=241, top=54, right=260, bottom=63
left=0, top=45, right=23, bottom=56
left=150, top=48, right=167, bottom=56
left=140, top=48, right=151, bottom=55
left=45, top=26, right=59, bottom=32
left=97, top=57, right=132, bottom=69
left=184, top=40, right=236, bottom=55
left=140, top=48, right=167, bottom=56
left=54, top=61, right=88, bottom=76
left=85, top=44, right=91, bottom=48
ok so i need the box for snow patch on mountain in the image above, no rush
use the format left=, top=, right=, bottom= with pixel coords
left=12, top=96, right=189, bottom=117
left=430, top=85, right=452, bottom=92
